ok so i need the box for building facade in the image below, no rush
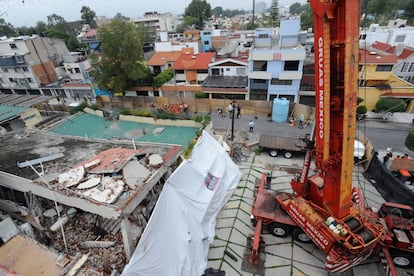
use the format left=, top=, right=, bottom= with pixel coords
left=247, top=19, right=305, bottom=102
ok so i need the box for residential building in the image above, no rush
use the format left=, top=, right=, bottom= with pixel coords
left=183, top=30, right=201, bottom=42
left=155, top=41, right=200, bottom=54
left=247, top=19, right=305, bottom=102
left=132, top=12, right=182, bottom=42
left=77, top=28, right=101, bottom=53
left=147, top=51, right=181, bottom=75
left=360, top=20, right=414, bottom=49
left=0, top=36, right=68, bottom=96
left=172, top=48, right=215, bottom=85
left=358, top=49, right=414, bottom=111
left=371, top=41, right=414, bottom=84
left=202, top=57, right=248, bottom=100
left=200, top=29, right=230, bottom=53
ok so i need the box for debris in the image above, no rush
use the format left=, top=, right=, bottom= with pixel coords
left=80, top=241, right=116, bottom=248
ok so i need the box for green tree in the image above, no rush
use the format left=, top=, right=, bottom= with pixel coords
left=90, top=18, right=149, bottom=96
left=270, top=0, right=280, bottom=27
left=289, top=2, right=302, bottom=14
left=375, top=97, right=407, bottom=113
left=47, top=14, right=67, bottom=32
left=34, top=21, right=47, bottom=35
left=184, top=0, right=211, bottom=29
left=212, top=7, right=224, bottom=17
left=80, top=6, right=97, bottom=28
left=0, top=18, right=17, bottom=37
left=405, top=128, right=414, bottom=151
left=300, top=4, right=313, bottom=30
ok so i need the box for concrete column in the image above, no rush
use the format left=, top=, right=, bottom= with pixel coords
left=120, top=217, right=134, bottom=261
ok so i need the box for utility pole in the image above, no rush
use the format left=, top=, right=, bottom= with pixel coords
left=252, top=0, right=255, bottom=27
left=231, top=101, right=235, bottom=141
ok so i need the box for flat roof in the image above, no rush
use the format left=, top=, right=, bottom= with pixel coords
left=0, top=129, right=181, bottom=219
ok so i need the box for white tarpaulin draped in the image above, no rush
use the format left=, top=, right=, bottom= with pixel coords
left=122, top=131, right=242, bottom=276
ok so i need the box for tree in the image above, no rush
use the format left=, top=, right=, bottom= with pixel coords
left=0, top=18, right=17, bottom=37
left=47, top=14, right=68, bottom=32
left=80, top=6, right=97, bottom=28
left=375, top=97, right=407, bottom=113
left=270, top=0, right=280, bottom=27
left=289, top=2, right=302, bottom=15
left=90, top=18, right=150, bottom=96
left=212, top=7, right=224, bottom=17
left=300, top=4, right=313, bottom=31
left=184, top=0, right=211, bottom=29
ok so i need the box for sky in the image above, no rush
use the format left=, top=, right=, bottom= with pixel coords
left=0, top=0, right=306, bottom=27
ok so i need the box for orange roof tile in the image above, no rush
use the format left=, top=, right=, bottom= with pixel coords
left=359, top=49, right=398, bottom=64
left=83, top=29, right=97, bottom=38
left=371, top=41, right=392, bottom=52
left=147, top=51, right=182, bottom=66
left=173, top=52, right=216, bottom=70
left=399, top=48, right=414, bottom=59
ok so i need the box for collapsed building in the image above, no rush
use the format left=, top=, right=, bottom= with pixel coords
left=0, top=129, right=182, bottom=274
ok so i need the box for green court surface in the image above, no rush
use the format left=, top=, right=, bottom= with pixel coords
left=48, top=113, right=199, bottom=148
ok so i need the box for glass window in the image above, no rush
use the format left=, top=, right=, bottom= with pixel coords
left=402, top=62, right=409, bottom=72
left=253, top=61, right=267, bottom=71
left=395, top=35, right=406, bottom=43
left=409, top=63, right=414, bottom=72
left=376, top=65, right=393, bottom=72
left=271, top=78, right=292, bottom=85
left=236, top=68, right=246, bottom=75
left=284, top=60, right=299, bottom=71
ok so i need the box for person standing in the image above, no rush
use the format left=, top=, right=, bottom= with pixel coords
left=249, top=120, right=255, bottom=132
left=236, top=104, right=241, bottom=118
left=228, top=102, right=233, bottom=117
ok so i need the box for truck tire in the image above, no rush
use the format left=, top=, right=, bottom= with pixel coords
left=293, top=228, right=312, bottom=243
left=267, top=222, right=291, bottom=237
left=269, top=149, right=278, bottom=157
left=283, top=151, right=293, bottom=159
left=390, top=249, right=414, bottom=268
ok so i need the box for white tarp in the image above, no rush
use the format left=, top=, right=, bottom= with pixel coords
left=122, top=131, right=242, bottom=276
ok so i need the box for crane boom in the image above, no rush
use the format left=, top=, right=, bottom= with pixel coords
left=310, top=0, right=360, bottom=219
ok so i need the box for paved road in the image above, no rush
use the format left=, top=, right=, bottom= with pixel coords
left=211, top=113, right=414, bottom=158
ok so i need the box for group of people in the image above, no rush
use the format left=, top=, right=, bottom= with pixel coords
left=227, top=102, right=242, bottom=118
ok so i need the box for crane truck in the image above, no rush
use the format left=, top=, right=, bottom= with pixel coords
left=245, top=0, right=413, bottom=274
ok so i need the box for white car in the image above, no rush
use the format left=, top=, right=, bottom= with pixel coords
left=354, top=140, right=366, bottom=161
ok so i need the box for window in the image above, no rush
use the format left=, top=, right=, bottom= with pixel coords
left=409, top=63, right=414, bottom=72
left=253, top=61, right=267, bottom=71
left=359, top=34, right=366, bottom=40
left=358, top=65, right=363, bottom=71
left=15, top=55, right=24, bottom=64
left=402, top=62, right=409, bottom=72
left=175, top=70, right=184, bottom=74
left=3, top=68, right=8, bottom=73
left=253, top=79, right=267, bottom=84
left=204, top=40, right=210, bottom=45
left=226, top=68, right=230, bottom=71
left=236, top=68, right=246, bottom=75
left=14, top=68, right=21, bottom=73
left=9, top=43, right=17, bottom=49
left=300, top=83, right=314, bottom=91
left=376, top=65, right=393, bottom=72
left=258, top=33, right=269, bottom=38
left=212, top=68, right=220, bottom=76
left=197, top=69, right=208, bottom=74
left=74, top=68, right=81, bottom=73
left=8, top=77, right=15, bottom=82
left=271, top=78, right=292, bottom=85
left=0, top=78, right=3, bottom=83
left=395, top=35, right=406, bottom=43
left=284, top=60, right=299, bottom=71
left=203, top=32, right=211, bottom=35
left=22, top=67, right=29, bottom=72
left=27, top=78, right=33, bottom=83
left=358, top=79, right=366, bottom=86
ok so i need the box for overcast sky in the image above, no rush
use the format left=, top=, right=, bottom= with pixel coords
left=1, top=0, right=306, bottom=27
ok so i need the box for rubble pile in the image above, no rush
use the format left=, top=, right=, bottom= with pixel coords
left=50, top=213, right=127, bottom=272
